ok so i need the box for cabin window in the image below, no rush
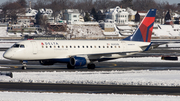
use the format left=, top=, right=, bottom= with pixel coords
left=42, top=46, right=44, bottom=48
left=50, top=46, right=52, bottom=48
left=58, top=46, right=60, bottom=48
left=82, top=46, right=84, bottom=48
left=74, top=46, right=76, bottom=48
left=62, top=46, right=64, bottom=48
left=66, top=46, right=68, bottom=48
left=90, top=46, right=92, bottom=48
left=103, top=46, right=105, bottom=48
left=111, top=46, right=113, bottom=48
left=70, top=46, right=72, bottom=48
left=46, top=46, right=48, bottom=48
left=94, top=46, right=96, bottom=48
left=99, top=46, right=101, bottom=48
left=54, top=46, right=56, bottom=48
left=119, top=46, right=120, bottom=48
left=115, top=46, right=116, bottom=48
left=86, top=46, right=88, bottom=48
left=78, top=46, right=80, bottom=48
left=107, top=46, right=109, bottom=48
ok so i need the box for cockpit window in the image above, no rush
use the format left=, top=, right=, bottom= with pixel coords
left=20, top=45, right=25, bottom=48
left=12, top=44, right=25, bottom=48
left=12, top=44, right=20, bottom=48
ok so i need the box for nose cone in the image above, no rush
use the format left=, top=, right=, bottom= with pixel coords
left=3, top=51, right=13, bottom=59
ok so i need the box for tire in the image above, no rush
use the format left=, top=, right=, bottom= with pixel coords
left=87, top=63, right=95, bottom=69
left=22, top=66, right=27, bottom=70
left=67, top=63, right=75, bottom=69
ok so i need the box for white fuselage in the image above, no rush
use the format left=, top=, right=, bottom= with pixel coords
left=3, top=40, right=150, bottom=61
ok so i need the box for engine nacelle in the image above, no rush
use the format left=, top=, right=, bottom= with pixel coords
left=70, top=57, right=89, bottom=66
left=39, top=60, right=55, bottom=65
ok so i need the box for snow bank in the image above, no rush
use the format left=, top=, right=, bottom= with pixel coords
left=0, top=27, right=8, bottom=37
left=0, top=91, right=180, bottom=101
left=1, top=70, right=180, bottom=86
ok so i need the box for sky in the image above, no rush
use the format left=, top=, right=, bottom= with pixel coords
left=0, top=0, right=179, bottom=6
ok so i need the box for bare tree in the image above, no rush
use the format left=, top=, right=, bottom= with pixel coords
left=133, top=0, right=157, bottom=11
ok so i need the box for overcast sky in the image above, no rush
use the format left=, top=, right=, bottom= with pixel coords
left=0, top=0, right=179, bottom=6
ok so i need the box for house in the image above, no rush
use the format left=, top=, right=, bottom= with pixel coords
left=38, top=8, right=54, bottom=23
left=16, top=8, right=38, bottom=26
left=126, top=7, right=137, bottom=21
left=100, top=22, right=115, bottom=32
left=64, top=9, right=80, bottom=24
left=173, top=12, right=180, bottom=24
left=135, top=11, right=147, bottom=23
left=105, top=6, right=129, bottom=25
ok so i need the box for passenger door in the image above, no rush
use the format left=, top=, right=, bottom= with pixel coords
left=31, top=41, right=38, bottom=54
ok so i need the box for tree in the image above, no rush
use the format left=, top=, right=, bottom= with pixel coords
left=133, top=0, right=157, bottom=11
left=91, top=7, right=98, bottom=21
left=120, top=0, right=133, bottom=8
left=1, top=1, right=26, bottom=23
left=84, top=12, right=91, bottom=22
left=17, top=0, right=27, bottom=8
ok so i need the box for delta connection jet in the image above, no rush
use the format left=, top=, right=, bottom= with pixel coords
left=3, top=9, right=156, bottom=70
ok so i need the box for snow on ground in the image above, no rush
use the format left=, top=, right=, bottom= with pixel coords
left=0, top=91, right=180, bottom=101
left=0, top=27, right=8, bottom=37
left=67, top=25, right=105, bottom=38
left=1, top=70, right=180, bottom=86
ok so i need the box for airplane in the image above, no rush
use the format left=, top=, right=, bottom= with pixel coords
left=3, top=9, right=156, bottom=70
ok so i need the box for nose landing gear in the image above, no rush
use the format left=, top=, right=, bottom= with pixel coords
left=21, top=60, right=28, bottom=70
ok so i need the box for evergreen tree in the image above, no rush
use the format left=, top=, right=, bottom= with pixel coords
left=84, top=12, right=91, bottom=22
left=91, top=7, right=98, bottom=21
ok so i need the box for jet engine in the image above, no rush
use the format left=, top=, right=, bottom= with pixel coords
left=70, top=57, right=89, bottom=67
left=39, top=60, right=55, bottom=65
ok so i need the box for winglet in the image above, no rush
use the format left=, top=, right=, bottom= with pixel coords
left=123, top=9, right=156, bottom=42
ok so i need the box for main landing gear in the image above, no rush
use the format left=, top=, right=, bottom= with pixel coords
left=87, top=63, right=95, bottom=69
left=21, top=60, right=28, bottom=70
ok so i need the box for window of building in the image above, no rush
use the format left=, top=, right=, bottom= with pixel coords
left=73, top=15, right=77, bottom=17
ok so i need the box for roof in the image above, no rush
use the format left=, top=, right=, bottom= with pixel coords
left=66, top=9, right=80, bottom=13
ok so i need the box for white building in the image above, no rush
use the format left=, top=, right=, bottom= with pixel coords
left=64, top=9, right=80, bottom=24
left=105, top=6, right=129, bottom=25
left=39, top=8, right=54, bottom=23
left=16, top=8, right=38, bottom=26
left=126, top=7, right=137, bottom=21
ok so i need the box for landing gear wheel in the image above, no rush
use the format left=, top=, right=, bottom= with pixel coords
left=22, top=66, right=27, bottom=70
left=67, top=63, right=75, bottom=69
left=87, top=63, right=95, bottom=69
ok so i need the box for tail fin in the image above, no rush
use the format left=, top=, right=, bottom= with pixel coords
left=123, top=9, right=156, bottom=42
